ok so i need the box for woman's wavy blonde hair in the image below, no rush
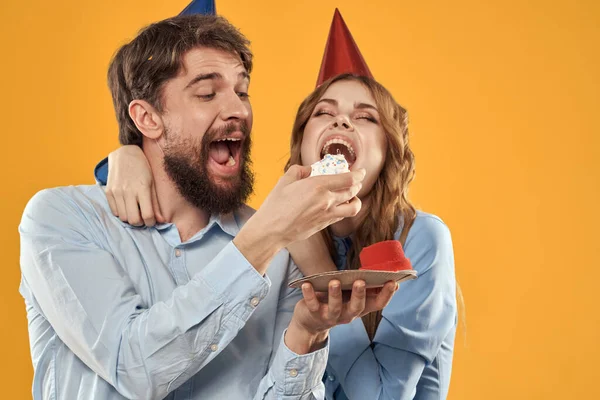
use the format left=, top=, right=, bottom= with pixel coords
left=286, top=73, right=416, bottom=264
left=285, top=73, right=418, bottom=338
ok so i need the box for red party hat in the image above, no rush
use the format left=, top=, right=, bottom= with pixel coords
left=316, top=8, right=373, bottom=86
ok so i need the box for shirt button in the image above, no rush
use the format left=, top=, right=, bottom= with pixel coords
left=210, top=344, right=218, bottom=352
left=328, top=374, right=335, bottom=381
left=250, top=297, right=260, bottom=307
left=175, top=249, right=182, bottom=257
left=289, top=369, right=298, bottom=377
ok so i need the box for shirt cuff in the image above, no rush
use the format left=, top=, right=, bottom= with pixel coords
left=196, top=241, right=271, bottom=322
left=270, top=329, right=329, bottom=396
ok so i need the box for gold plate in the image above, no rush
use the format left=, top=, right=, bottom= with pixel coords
left=289, top=269, right=417, bottom=292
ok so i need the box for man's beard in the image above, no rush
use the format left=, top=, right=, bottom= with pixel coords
left=162, top=121, right=254, bottom=215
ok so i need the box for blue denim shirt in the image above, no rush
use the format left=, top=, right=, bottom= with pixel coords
left=19, top=185, right=328, bottom=399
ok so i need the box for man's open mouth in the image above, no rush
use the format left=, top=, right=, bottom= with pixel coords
left=209, top=137, right=243, bottom=168
left=320, top=137, right=357, bottom=166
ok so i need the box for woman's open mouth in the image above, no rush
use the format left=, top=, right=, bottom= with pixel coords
left=320, top=137, right=357, bottom=166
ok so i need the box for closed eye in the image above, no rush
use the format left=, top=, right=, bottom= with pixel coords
left=237, top=92, right=250, bottom=99
left=356, top=114, right=378, bottom=123
left=314, top=109, right=335, bottom=117
left=196, top=93, right=216, bottom=101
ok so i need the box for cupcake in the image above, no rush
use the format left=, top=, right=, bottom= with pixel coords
left=310, top=154, right=350, bottom=177
left=359, top=240, right=412, bottom=272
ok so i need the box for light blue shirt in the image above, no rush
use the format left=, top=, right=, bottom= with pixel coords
left=325, top=212, right=457, bottom=400
left=19, top=185, right=328, bottom=400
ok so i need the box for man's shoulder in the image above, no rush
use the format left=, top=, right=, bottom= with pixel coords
left=22, top=185, right=113, bottom=226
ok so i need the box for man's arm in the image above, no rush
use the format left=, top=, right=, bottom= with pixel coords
left=254, top=260, right=329, bottom=399
left=20, top=189, right=271, bottom=400
left=253, top=256, right=399, bottom=400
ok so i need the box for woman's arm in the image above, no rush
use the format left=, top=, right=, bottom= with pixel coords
left=287, top=231, right=337, bottom=276
left=326, top=215, right=458, bottom=400
left=97, top=145, right=165, bottom=226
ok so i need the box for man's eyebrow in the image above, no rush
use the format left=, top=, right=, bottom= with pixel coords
left=185, top=72, right=222, bottom=89
left=239, top=71, right=250, bottom=82
left=185, top=71, right=250, bottom=89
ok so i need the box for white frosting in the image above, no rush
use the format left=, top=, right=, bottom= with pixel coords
left=310, top=154, right=350, bottom=177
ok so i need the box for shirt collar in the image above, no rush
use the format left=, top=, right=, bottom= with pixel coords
left=150, top=212, right=241, bottom=246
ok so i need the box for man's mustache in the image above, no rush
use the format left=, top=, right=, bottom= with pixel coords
left=205, top=121, right=250, bottom=142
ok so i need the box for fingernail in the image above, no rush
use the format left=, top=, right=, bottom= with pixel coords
left=302, top=283, right=310, bottom=291
left=395, top=283, right=399, bottom=291
left=357, top=283, right=365, bottom=292
left=331, top=283, right=340, bottom=293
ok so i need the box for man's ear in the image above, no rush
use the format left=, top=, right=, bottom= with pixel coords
left=128, top=100, right=164, bottom=139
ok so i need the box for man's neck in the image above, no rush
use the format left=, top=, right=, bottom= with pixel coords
left=145, top=145, right=210, bottom=242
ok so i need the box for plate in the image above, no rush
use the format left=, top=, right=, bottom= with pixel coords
left=289, top=269, right=417, bottom=292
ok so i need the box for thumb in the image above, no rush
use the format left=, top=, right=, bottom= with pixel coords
left=280, top=164, right=312, bottom=185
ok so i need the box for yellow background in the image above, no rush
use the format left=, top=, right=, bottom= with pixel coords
left=1, top=0, right=599, bottom=398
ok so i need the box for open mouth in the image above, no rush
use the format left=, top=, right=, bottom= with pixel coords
left=320, top=137, right=357, bottom=166
left=208, top=137, right=243, bottom=172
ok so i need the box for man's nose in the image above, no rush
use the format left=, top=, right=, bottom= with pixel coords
left=220, top=91, right=250, bottom=121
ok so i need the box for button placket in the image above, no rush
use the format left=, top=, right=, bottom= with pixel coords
left=169, top=247, right=189, bottom=285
